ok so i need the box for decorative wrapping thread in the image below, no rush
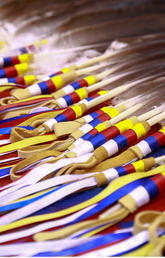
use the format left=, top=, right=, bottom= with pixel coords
left=43, top=104, right=87, bottom=132
left=17, top=39, right=48, bottom=54
left=12, top=69, right=78, bottom=100
left=10, top=98, right=116, bottom=156
left=62, top=121, right=150, bottom=173
left=80, top=90, right=108, bottom=104
left=45, top=65, right=77, bottom=81
left=76, top=104, right=115, bottom=124
left=101, top=157, right=155, bottom=183
left=0, top=63, right=30, bottom=78
left=97, top=121, right=150, bottom=158
left=130, top=126, right=165, bottom=159
left=71, top=117, right=138, bottom=149
left=55, top=88, right=88, bottom=107
left=55, top=89, right=109, bottom=108
left=119, top=173, right=165, bottom=213
left=80, top=126, right=165, bottom=174
left=0, top=75, right=37, bottom=86
left=53, top=75, right=98, bottom=99
left=51, top=104, right=114, bottom=139
left=49, top=104, right=135, bottom=152
left=25, top=75, right=65, bottom=95
left=42, top=91, right=108, bottom=132
left=70, top=105, right=125, bottom=141
left=0, top=67, right=77, bottom=104
left=49, top=66, right=74, bottom=78
left=0, top=53, right=33, bottom=68
left=68, top=117, right=138, bottom=156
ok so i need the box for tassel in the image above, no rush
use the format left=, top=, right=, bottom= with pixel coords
left=34, top=171, right=165, bottom=241
left=0, top=163, right=164, bottom=234
left=1, top=155, right=161, bottom=208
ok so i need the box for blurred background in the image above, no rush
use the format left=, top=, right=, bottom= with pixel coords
left=0, top=0, right=165, bottom=48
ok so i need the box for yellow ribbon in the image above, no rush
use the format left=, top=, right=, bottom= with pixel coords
left=0, top=134, right=56, bottom=155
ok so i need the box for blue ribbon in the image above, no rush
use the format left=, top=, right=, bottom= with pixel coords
left=0, top=126, right=33, bottom=135
left=0, top=184, right=66, bottom=213
left=0, top=167, right=11, bottom=178
left=0, top=177, right=141, bottom=214
left=0, top=114, right=32, bottom=125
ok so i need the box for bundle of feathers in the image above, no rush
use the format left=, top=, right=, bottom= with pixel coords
left=0, top=0, right=165, bottom=70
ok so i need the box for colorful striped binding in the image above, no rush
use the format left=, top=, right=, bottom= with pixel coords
left=49, top=67, right=72, bottom=78
left=22, top=69, right=76, bottom=97
left=69, top=121, right=149, bottom=156
left=100, top=157, right=155, bottom=183
left=0, top=63, right=30, bottom=78
left=55, top=88, right=88, bottom=107
left=120, top=173, right=165, bottom=211
left=130, top=126, right=165, bottom=159
left=27, top=75, right=65, bottom=95
left=43, top=90, right=108, bottom=131
left=101, top=122, right=150, bottom=157
left=18, top=39, right=48, bottom=54
left=71, top=117, right=137, bottom=148
left=70, top=105, right=124, bottom=141
left=53, top=75, right=98, bottom=99
left=0, top=75, right=37, bottom=86
left=0, top=53, right=33, bottom=68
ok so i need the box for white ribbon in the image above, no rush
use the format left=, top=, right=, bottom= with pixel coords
left=83, top=229, right=165, bottom=257
left=0, top=153, right=93, bottom=198
left=0, top=172, right=97, bottom=206
left=0, top=205, right=96, bottom=243
left=0, top=238, right=91, bottom=256
left=0, top=176, right=97, bottom=226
